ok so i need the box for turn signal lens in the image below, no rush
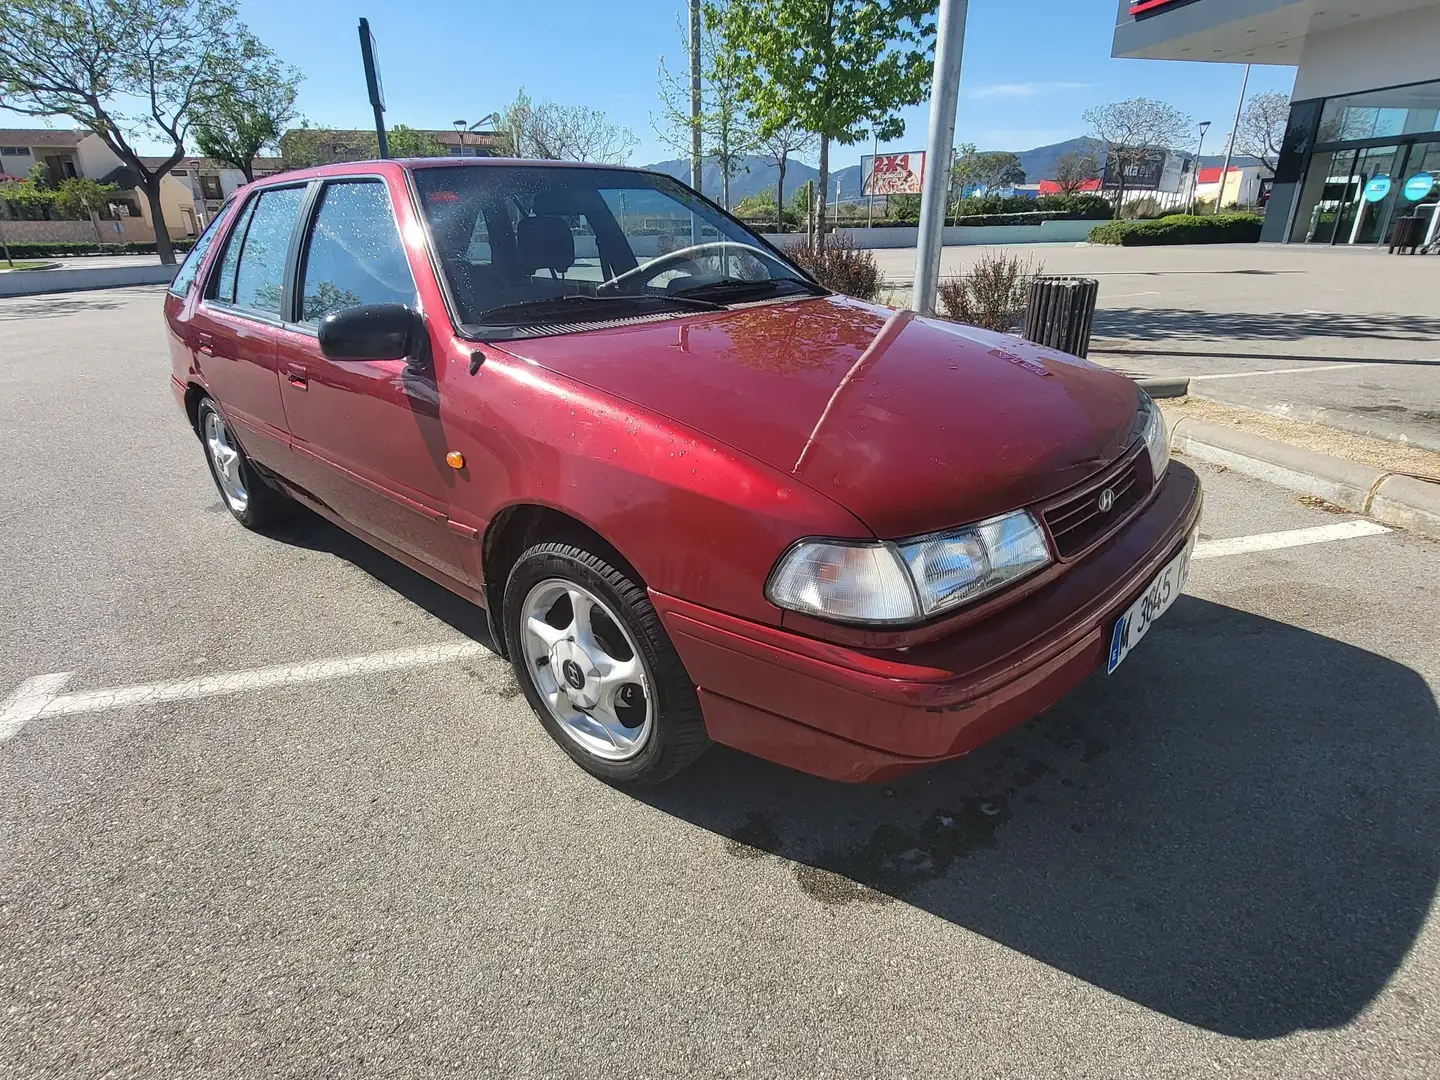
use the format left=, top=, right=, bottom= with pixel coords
left=766, top=541, right=919, bottom=624
left=1139, top=391, right=1170, bottom=482
left=445, top=451, right=466, bottom=469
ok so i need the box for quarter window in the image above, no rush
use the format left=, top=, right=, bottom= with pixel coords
left=298, top=180, right=417, bottom=323
left=167, top=209, right=227, bottom=296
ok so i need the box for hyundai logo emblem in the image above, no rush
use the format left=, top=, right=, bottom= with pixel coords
left=1097, top=487, right=1116, bottom=513
left=562, top=659, right=586, bottom=690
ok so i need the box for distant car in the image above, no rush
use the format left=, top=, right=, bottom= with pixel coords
left=164, top=158, right=1201, bottom=786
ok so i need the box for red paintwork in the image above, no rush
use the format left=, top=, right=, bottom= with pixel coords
left=166, top=159, right=1204, bottom=783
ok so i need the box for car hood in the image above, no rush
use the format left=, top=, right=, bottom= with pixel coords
left=498, top=296, right=1141, bottom=538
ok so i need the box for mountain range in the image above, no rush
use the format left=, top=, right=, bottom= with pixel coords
left=643, top=137, right=1263, bottom=205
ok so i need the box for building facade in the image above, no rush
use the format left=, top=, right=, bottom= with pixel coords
left=1113, top=0, right=1440, bottom=247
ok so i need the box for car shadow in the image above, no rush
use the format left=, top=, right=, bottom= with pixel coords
left=636, top=596, right=1440, bottom=1040
left=263, top=504, right=497, bottom=649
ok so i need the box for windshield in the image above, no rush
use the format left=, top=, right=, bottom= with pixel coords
left=411, top=165, right=820, bottom=334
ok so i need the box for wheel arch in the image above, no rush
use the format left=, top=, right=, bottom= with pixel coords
left=481, top=502, right=643, bottom=659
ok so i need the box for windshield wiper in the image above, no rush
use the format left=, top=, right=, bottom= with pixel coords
left=473, top=293, right=722, bottom=326
left=669, top=276, right=824, bottom=302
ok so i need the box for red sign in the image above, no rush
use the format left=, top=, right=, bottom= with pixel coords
left=861, top=152, right=926, bottom=196
left=1129, top=0, right=1184, bottom=14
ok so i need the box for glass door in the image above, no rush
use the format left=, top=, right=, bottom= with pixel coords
left=1335, top=144, right=1405, bottom=245
left=1291, top=149, right=1357, bottom=244
left=1390, top=141, right=1440, bottom=245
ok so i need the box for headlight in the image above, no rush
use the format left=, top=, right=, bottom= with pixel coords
left=1139, top=391, right=1170, bottom=481
left=767, top=510, right=1052, bottom=625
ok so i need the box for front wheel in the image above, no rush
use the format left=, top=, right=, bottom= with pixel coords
left=504, top=542, right=709, bottom=785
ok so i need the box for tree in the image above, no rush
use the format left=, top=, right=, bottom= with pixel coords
left=756, top=117, right=815, bottom=231
left=0, top=162, right=55, bottom=218
left=0, top=0, right=278, bottom=264
left=655, top=3, right=761, bottom=209
left=53, top=176, right=119, bottom=242
left=1236, top=90, right=1289, bottom=173
left=504, top=89, right=639, bottom=164
left=714, top=0, right=935, bottom=241
left=193, top=59, right=301, bottom=182
left=949, top=144, right=1025, bottom=207
left=1053, top=148, right=1101, bottom=195
left=375, top=124, right=446, bottom=159
left=1083, top=98, right=1192, bottom=217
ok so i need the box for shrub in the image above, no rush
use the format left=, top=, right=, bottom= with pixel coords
left=890, top=193, right=921, bottom=222
left=1034, top=193, right=1113, bottom=219
left=0, top=239, right=196, bottom=258
left=788, top=232, right=883, bottom=301
left=1088, top=213, right=1263, bottom=246
left=936, top=249, right=1043, bottom=333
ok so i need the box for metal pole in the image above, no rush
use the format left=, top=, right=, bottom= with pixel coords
left=867, top=128, right=877, bottom=227
left=910, top=0, right=967, bottom=316
left=689, top=0, right=703, bottom=195
left=0, top=215, right=12, bottom=268
left=1218, top=63, right=1250, bottom=213
left=1189, top=122, right=1210, bottom=214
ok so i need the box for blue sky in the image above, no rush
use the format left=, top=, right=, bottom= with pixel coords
left=6, top=0, right=1297, bottom=168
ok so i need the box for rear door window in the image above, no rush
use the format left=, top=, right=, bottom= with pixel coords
left=207, top=185, right=305, bottom=316
left=298, top=180, right=417, bottom=324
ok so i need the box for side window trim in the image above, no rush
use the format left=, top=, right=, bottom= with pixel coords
left=291, top=174, right=416, bottom=333
left=199, top=179, right=316, bottom=327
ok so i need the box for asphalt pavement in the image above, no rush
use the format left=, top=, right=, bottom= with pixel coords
left=3, top=287, right=1439, bottom=1079
left=874, top=243, right=1440, bottom=450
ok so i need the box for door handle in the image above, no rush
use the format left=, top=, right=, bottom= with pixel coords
left=196, top=332, right=214, bottom=355
left=284, top=362, right=308, bottom=391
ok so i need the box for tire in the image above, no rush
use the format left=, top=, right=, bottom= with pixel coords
left=195, top=397, right=289, bottom=531
left=504, top=541, right=710, bottom=786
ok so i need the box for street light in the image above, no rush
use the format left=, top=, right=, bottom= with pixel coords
left=453, top=119, right=467, bottom=157
left=1189, top=120, right=1212, bottom=215
left=468, top=112, right=505, bottom=157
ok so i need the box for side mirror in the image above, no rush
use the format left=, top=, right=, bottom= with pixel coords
left=318, top=303, right=421, bottom=362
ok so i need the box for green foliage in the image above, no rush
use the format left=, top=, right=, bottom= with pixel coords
left=193, top=59, right=302, bottom=180
left=0, top=0, right=283, bottom=263
left=950, top=145, right=1025, bottom=197
left=1034, top=193, right=1112, bottom=219
left=0, top=240, right=196, bottom=258
left=0, top=164, right=55, bottom=216
left=52, top=177, right=120, bottom=218
left=937, top=249, right=1043, bottom=333
left=786, top=233, right=883, bottom=300
left=383, top=125, right=447, bottom=159
left=1088, top=213, right=1263, bottom=246
left=889, top=193, right=920, bottom=221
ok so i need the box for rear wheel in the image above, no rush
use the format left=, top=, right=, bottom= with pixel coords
left=504, top=542, right=709, bottom=785
left=196, top=397, right=288, bottom=530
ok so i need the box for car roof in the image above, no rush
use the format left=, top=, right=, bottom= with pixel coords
left=261, top=157, right=655, bottom=185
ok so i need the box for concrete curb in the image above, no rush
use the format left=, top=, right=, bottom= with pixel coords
left=0, top=263, right=175, bottom=297
left=1134, top=376, right=1190, bottom=399
left=1170, top=417, right=1440, bottom=540
left=1188, top=387, right=1440, bottom=455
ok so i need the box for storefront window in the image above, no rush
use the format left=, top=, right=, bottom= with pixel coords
left=1318, top=80, right=1440, bottom=143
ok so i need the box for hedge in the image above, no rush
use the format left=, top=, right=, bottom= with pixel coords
left=0, top=239, right=196, bottom=258
left=1088, top=213, right=1263, bottom=246
left=742, top=209, right=1108, bottom=231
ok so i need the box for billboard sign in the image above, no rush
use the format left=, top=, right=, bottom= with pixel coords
left=1129, top=0, right=1187, bottom=14
left=861, top=152, right=926, bottom=196
left=1103, top=148, right=1185, bottom=193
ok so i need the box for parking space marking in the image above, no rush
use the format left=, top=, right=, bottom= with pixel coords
left=0, top=642, right=494, bottom=743
left=1188, top=363, right=1371, bottom=381
left=0, top=523, right=1399, bottom=742
left=1193, top=520, right=1390, bottom=560
left=0, top=673, right=77, bottom=742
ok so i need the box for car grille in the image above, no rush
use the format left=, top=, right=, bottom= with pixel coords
left=1040, top=443, right=1151, bottom=559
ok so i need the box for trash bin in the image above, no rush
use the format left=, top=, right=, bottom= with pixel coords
left=1022, top=276, right=1100, bottom=358
left=1389, top=216, right=1426, bottom=254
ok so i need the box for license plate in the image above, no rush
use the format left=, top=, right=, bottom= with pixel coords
left=1107, top=534, right=1196, bottom=675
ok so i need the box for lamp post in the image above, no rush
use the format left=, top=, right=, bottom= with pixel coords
left=1190, top=120, right=1212, bottom=215
left=453, top=119, right=467, bottom=157
left=911, top=0, right=968, bottom=316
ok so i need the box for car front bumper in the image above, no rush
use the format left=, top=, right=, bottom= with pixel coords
left=651, top=462, right=1204, bottom=783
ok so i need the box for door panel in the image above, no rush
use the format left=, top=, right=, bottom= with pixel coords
left=192, top=306, right=288, bottom=465
left=275, top=178, right=471, bottom=583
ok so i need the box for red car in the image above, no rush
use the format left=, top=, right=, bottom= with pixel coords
left=165, top=159, right=1201, bottom=786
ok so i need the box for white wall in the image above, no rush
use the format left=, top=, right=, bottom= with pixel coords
left=1294, top=4, right=1440, bottom=100
left=74, top=134, right=122, bottom=181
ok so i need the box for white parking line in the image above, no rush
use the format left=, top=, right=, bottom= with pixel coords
left=1192, top=520, right=1389, bottom=560
left=1188, top=363, right=1370, bottom=380
left=0, top=521, right=1398, bottom=743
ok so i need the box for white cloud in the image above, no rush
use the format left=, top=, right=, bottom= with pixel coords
left=965, top=81, right=1095, bottom=100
